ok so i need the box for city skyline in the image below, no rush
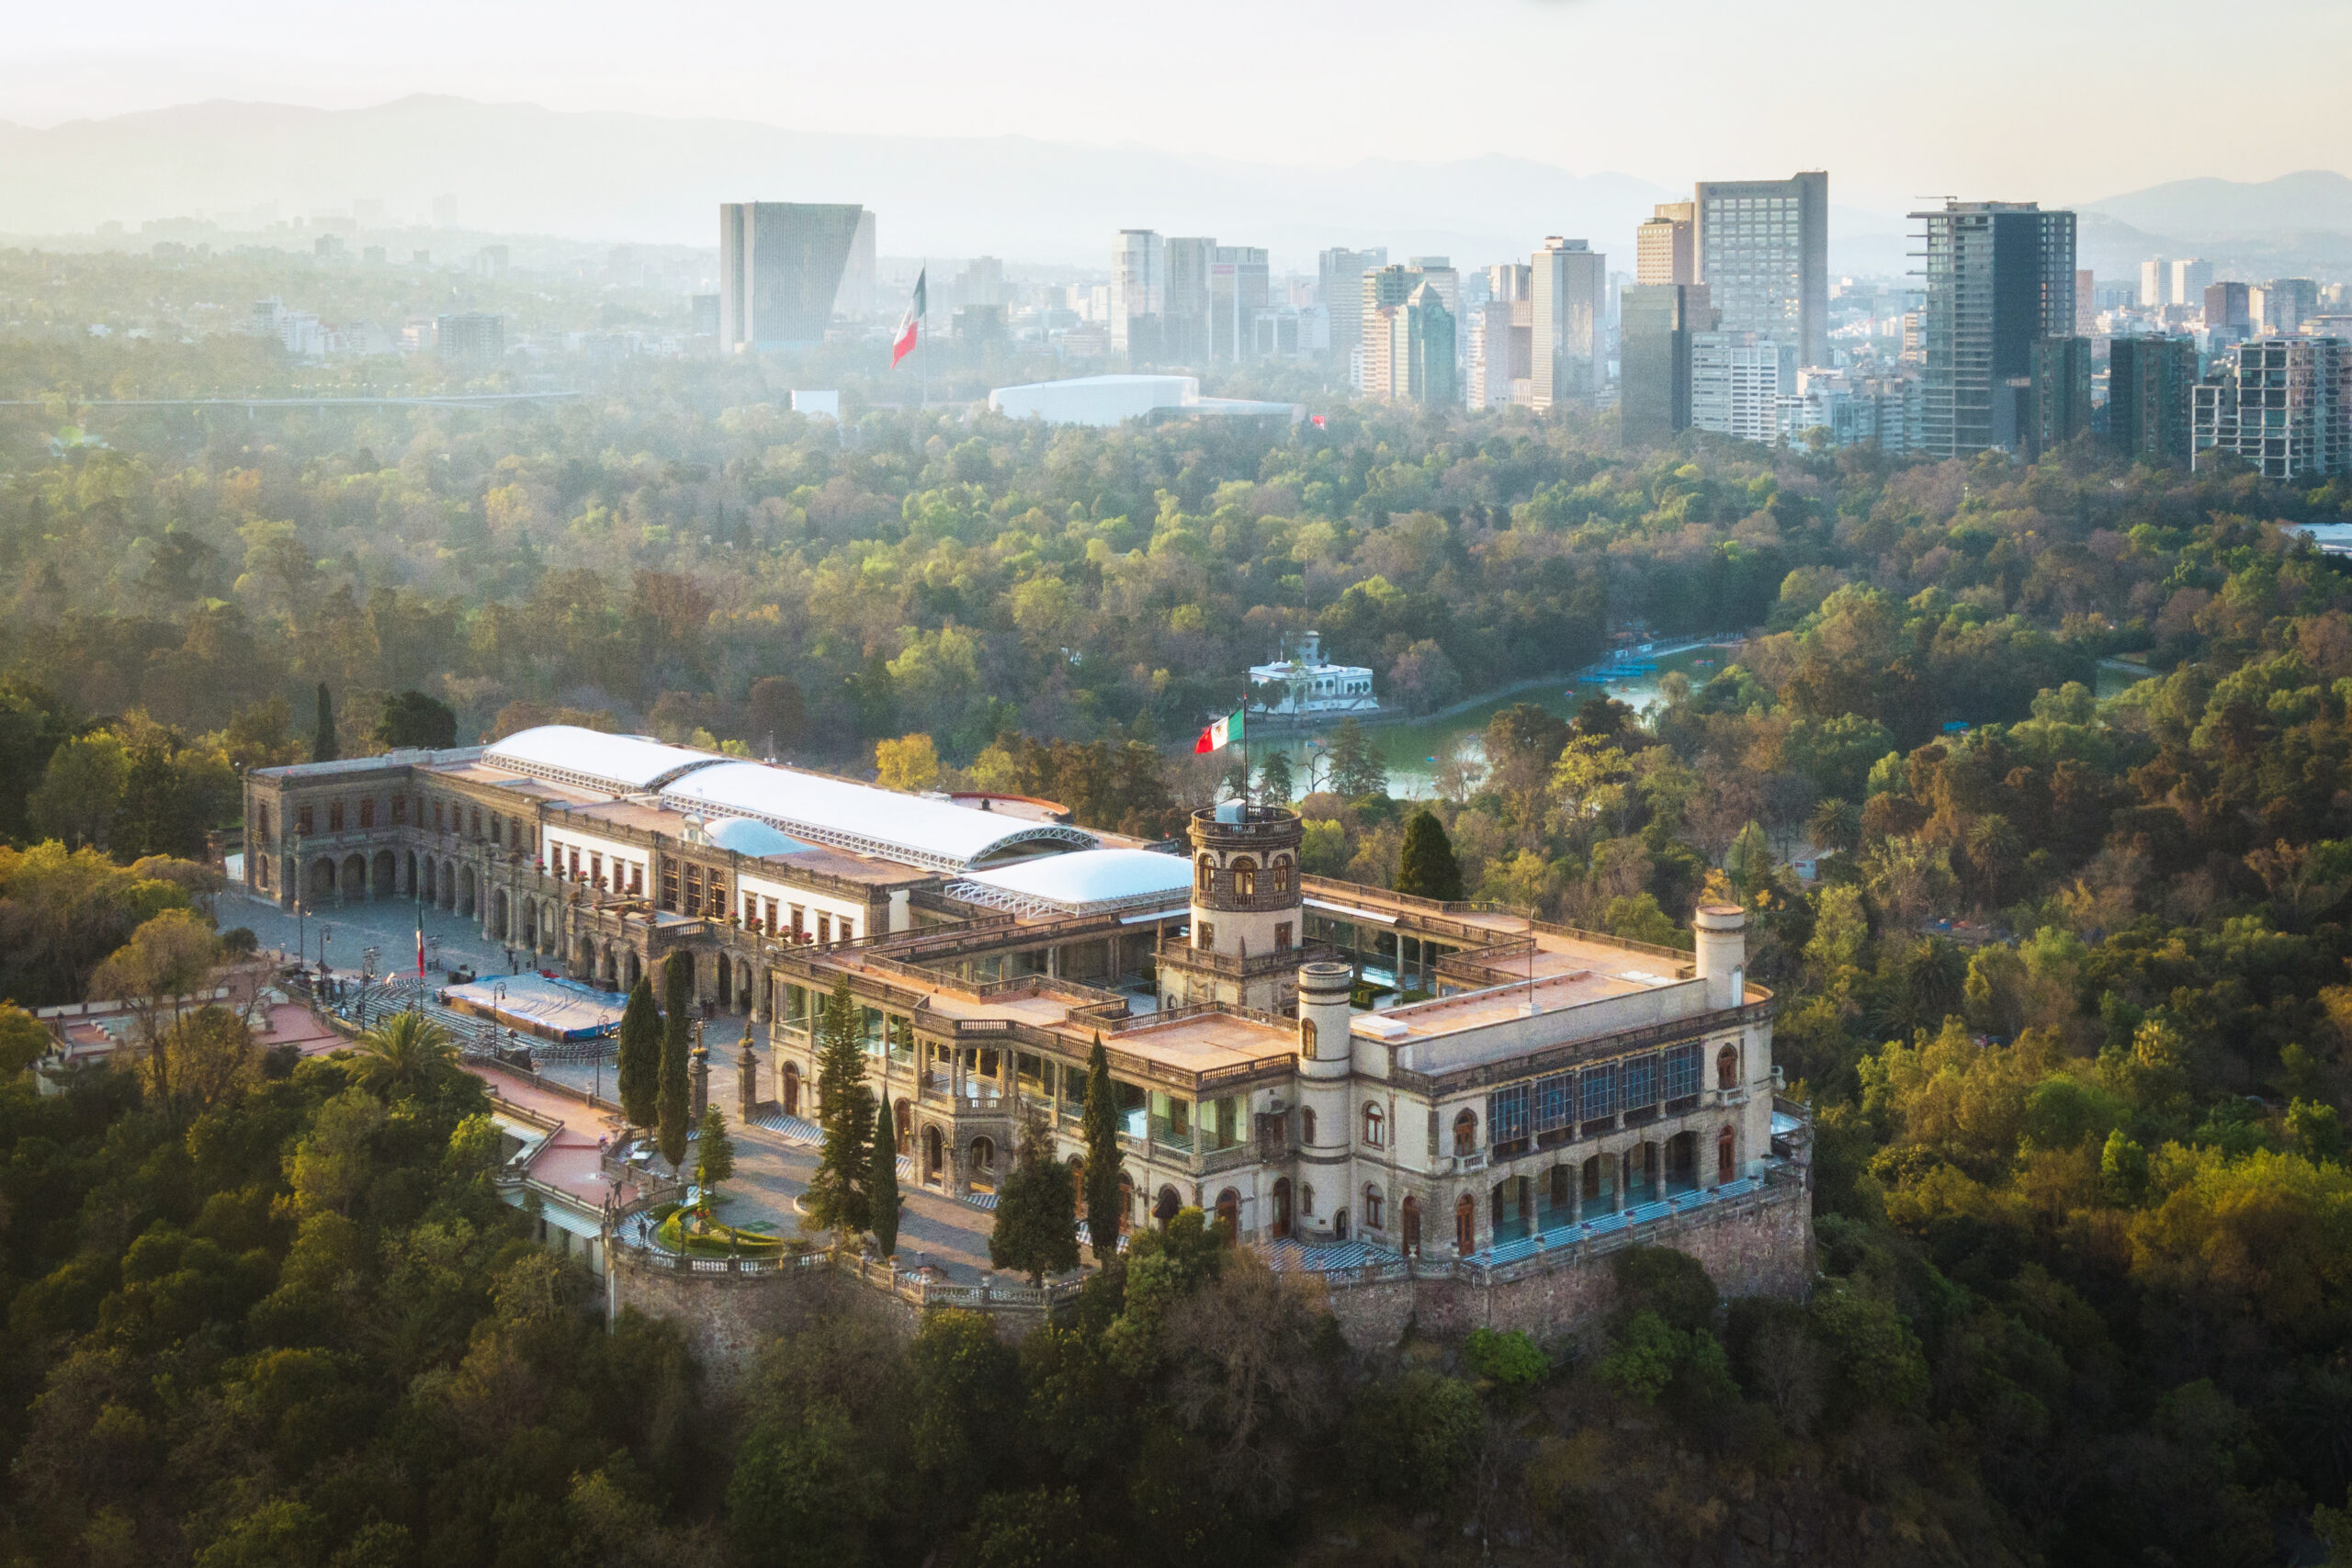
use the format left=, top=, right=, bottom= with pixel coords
left=6, top=0, right=2347, bottom=217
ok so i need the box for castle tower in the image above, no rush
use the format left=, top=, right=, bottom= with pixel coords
left=1157, top=802, right=1306, bottom=1014
left=1694, top=904, right=1747, bottom=1010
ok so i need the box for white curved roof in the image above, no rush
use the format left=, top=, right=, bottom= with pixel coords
left=661, top=761, right=1096, bottom=873
left=947, top=848, right=1190, bottom=917
left=704, top=817, right=817, bottom=858
left=484, top=726, right=724, bottom=795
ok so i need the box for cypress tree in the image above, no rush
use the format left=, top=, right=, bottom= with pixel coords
left=1080, top=1034, right=1125, bottom=1265
left=803, top=977, right=872, bottom=1235
left=312, top=682, right=338, bottom=762
left=656, top=951, right=693, bottom=1172
left=1396, top=807, right=1466, bottom=902
left=695, top=1104, right=736, bottom=1212
left=869, top=1096, right=900, bottom=1258
left=989, top=1107, right=1079, bottom=1285
left=615, top=975, right=661, bottom=1129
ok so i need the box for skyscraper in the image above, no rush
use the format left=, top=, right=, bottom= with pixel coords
left=2140, top=258, right=2170, bottom=308
left=1317, top=246, right=1387, bottom=380
left=1210, top=246, right=1270, bottom=362
left=1636, top=201, right=1697, bottom=287
left=1619, top=283, right=1712, bottom=446
left=1531, top=237, right=1606, bottom=410
left=2203, top=281, right=2250, bottom=337
left=1163, top=237, right=1216, bottom=364
left=2025, top=336, right=2093, bottom=461
left=2107, top=336, right=2197, bottom=465
left=2194, top=337, right=2352, bottom=479
left=1113, top=229, right=1164, bottom=364
left=1469, top=265, right=1532, bottom=410
left=1693, top=173, right=1828, bottom=367
left=718, top=202, right=867, bottom=351
left=1911, top=200, right=2077, bottom=457
left=2172, top=258, right=2213, bottom=309
left=1389, top=283, right=1457, bottom=407
left=2256, top=278, right=2320, bottom=335
left=1690, top=332, right=1789, bottom=445
left=837, top=210, right=876, bottom=319
left=1360, top=264, right=1419, bottom=399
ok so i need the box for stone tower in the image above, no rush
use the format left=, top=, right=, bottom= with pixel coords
left=1157, top=802, right=1306, bottom=1014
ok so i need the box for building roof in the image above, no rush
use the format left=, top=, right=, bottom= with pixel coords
left=945, top=848, right=1191, bottom=917
left=702, top=817, right=818, bottom=858
left=661, top=761, right=1096, bottom=873
left=482, top=727, right=724, bottom=795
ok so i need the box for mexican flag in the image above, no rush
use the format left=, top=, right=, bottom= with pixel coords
left=1193, top=705, right=1244, bottom=753
left=414, top=904, right=425, bottom=977
left=891, top=268, right=926, bottom=367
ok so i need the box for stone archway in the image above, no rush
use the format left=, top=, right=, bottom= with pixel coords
left=404, top=850, right=418, bottom=897
left=421, top=858, right=436, bottom=904
left=1400, top=1195, right=1421, bottom=1255
left=441, top=861, right=458, bottom=912
left=340, top=852, right=367, bottom=904
left=307, top=857, right=337, bottom=903
left=1214, top=1188, right=1241, bottom=1234
left=492, top=888, right=510, bottom=940
left=717, top=957, right=732, bottom=1011
left=1453, top=1193, right=1476, bottom=1254
left=372, top=849, right=396, bottom=899
left=967, top=1136, right=998, bottom=1193
left=625, top=949, right=641, bottom=989
left=1271, top=1177, right=1292, bottom=1239
left=458, top=864, right=476, bottom=918
left=923, top=1124, right=944, bottom=1184
left=782, top=1061, right=802, bottom=1117
left=521, top=897, right=537, bottom=947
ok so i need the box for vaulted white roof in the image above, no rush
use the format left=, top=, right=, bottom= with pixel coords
left=661, top=761, right=1096, bottom=873
left=483, top=727, right=722, bottom=794
left=703, top=817, right=817, bottom=858
left=946, top=848, right=1191, bottom=917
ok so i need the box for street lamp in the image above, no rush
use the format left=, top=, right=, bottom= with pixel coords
left=595, top=1010, right=611, bottom=1103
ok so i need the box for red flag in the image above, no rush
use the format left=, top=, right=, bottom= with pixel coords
left=415, top=905, right=425, bottom=977
left=891, top=267, right=926, bottom=367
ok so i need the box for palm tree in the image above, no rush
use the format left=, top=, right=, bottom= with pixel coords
left=351, top=1010, right=458, bottom=1098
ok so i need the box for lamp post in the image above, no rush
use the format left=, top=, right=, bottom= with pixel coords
left=595, top=1010, right=611, bottom=1104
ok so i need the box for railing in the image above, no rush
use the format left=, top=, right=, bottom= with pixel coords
left=1160, top=940, right=1339, bottom=979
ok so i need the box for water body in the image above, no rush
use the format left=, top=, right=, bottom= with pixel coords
left=1260, top=647, right=2148, bottom=802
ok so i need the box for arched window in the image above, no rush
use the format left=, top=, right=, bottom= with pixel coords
left=1453, top=1108, right=1479, bottom=1156
left=1717, top=1125, right=1736, bottom=1180
left=1214, top=1189, right=1241, bottom=1233
left=1716, top=1044, right=1739, bottom=1089
left=1300, top=1183, right=1315, bottom=1216
left=1231, top=857, right=1257, bottom=897
left=1299, top=1019, right=1317, bottom=1059
left=1400, top=1195, right=1421, bottom=1254
left=1299, top=1106, right=1317, bottom=1145
left=1272, top=856, right=1291, bottom=893
left=1363, top=1184, right=1385, bottom=1229
left=1454, top=1193, right=1476, bottom=1254
left=1196, top=854, right=1215, bottom=894
left=1362, top=1102, right=1385, bottom=1147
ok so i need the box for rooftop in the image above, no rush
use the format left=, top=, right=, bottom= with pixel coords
left=945, top=848, right=1190, bottom=918
left=662, top=761, right=1096, bottom=873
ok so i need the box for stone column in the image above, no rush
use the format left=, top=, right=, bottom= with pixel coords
left=737, top=1024, right=760, bottom=1120
left=690, top=1028, right=710, bottom=1122
left=753, top=965, right=772, bottom=1023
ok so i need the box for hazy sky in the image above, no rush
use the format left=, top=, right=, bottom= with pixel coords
left=7, top=0, right=2346, bottom=210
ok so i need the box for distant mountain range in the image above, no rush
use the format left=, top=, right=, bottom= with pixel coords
left=0, top=96, right=1679, bottom=273
left=2083, top=171, right=2352, bottom=240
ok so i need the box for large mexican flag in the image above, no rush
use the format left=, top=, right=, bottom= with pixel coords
left=1193, top=705, right=1244, bottom=753
left=891, top=268, right=927, bottom=367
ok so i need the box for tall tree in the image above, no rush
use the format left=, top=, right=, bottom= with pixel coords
left=1324, top=717, right=1387, bottom=800
left=375, top=690, right=458, bottom=750
left=1255, top=748, right=1295, bottom=805
left=1395, top=807, right=1465, bottom=902
left=803, top=977, right=872, bottom=1235
left=656, top=951, right=693, bottom=1171
left=990, top=1107, right=1079, bottom=1285
left=311, top=682, right=338, bottom=762
left=615, top=975, right=661, bottom=1129
left=869, top=1096, right=900, bottom=1258
left=1081, top=1034, right=1125, bottom=1266
left=695, top=1104, right=736, bottom=1213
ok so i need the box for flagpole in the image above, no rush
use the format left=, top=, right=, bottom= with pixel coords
left=920, top=257, right=929, bottom=412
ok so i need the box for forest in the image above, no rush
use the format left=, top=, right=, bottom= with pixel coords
left=10, top=284, right=2352, bottom=1563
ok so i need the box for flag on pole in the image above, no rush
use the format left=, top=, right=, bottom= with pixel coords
left=1193, top=705, right=1245, bottom=753
left=415, top=905, right=425, bottom=977
left=891, top=268, right=926, bottom=367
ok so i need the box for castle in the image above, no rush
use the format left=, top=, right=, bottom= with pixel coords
left=243, top=726, right=1812, bottom=1334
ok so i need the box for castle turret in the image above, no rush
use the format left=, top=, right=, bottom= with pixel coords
left=1156, top=802, right=1306, bottom=1014
left=1694, top=904, right=1747, bottom=1010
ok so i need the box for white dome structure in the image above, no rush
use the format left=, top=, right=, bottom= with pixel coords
left=945, top=848, right=1192, bottom=917
left=701, top=817, right=816, bottom=858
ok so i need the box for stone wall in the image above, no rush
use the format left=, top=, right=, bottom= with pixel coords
left=606, top=1251, right=918, bottom=1386
left=1322, top=1179, right=1813, bottom=1351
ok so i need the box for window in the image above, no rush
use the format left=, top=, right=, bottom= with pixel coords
left=1274, top=921, right=1293, bottom=952
left=1299, top=1019, right=1317, bottom=1059
left=568, top=847, right=581, bottom=879
left=744, top=893, right=757, bottom=927
left=839, top=918, right=854, bottom=942
left=589, top=852, right=603, bottom=886
left=1452, top=1109, right=1480, bottom=1156
left=790, top=906, right=806, bottom=939
left=328, top=801, right=344, bottom=832
left=1580, top=1063, right=1618, bottom=1123
left=1663, top=1043, right=1702, bottom=1103
left=661, top=863, right=678, bottom=911
left=434, top=801, right=444, bottom=830
left=257, top=804, right=271, bottom=840
left=1195, top=921, right=1214, bottom=952
left=1299, top=1106, right=1317, bottom=1145
left=1716, top=1044, right=1739, bottom=1090
left=763, top=897, right=778, bottom=932
left=413, top=794, right=424, bottom=825
left=1364, top=1184, right=1385, bottom=1229
left=1196, top=855, right=1215, bottom=894
left=1232, top=857, right=1256, bottom=897
left=470, top=807, right=481, bottom=837
left=1272, top=857, right=1291, bottom=892
left=358, top=799, right=374, bottom=829
left=1718, top=1126, right=1736, bottom=1179
left=630, top=863, right=644, bottom=896
left=1535, top=1070, right=1575, bottom=1134
left=1362, top=1102, right=1385, bottom=1147
left=390, top=795, right=406, bottom=826
left=817, top=913, right=831, bottom=944
left=490, top=814, right=502, bottom=845
left=1622, top=1054, right=1658, bottom=1114
left=1488, top=1082, right=1531, bottom=1146
left=684, top=863, right=703, bottom=914
left=1300, top=1184, right=1315, bottom=1216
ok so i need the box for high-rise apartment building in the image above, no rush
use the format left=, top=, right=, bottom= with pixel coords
left=2256, top=278, right=2320, bottom=335
left=2075, top=270, right=2096, bottom=326
left=1470, top=266, right=1532, bottom=411
left=2172, top=258, right=2213, bottom=309
left=1408, top=256, right=1461, bottom=330
left=436, top=311, right=504, bottom=364
left=1210, top=246, right=1270, bottom=362
left=2203, top=280, right=2250, bottom=335
left=718, top=202, right=867, bottom=350
left=2193, top=337, right=2352, bottom=479
left=1911, top=200, right=2076, bottom=458
left=1690, top=332, right=1790, bottom=445
left=1693, top=173, right=1828, bottom=367
left=2141, top=258, right=2170, bottom=308
left=2026, top=336, right=2093, bottom=461
left=1360, top=264, right=1420, bottom=400
left=1620, top=283, right=1712, bottom=446
left=1637, top=202, right=1698, bottom=287
left=1318, top=246, right=1387, bottom=378
left=1385, top=283, right=1457, bottom=407
left=1531, top=238, right=1607, bottom=410
left=2107, top=335, right=2198, bottom=465
left=1113, top=229, right=1164, bottom=363
left=1163, top=237, right=1216, bottom=364
left=837, top=210, right=876, bottom=319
